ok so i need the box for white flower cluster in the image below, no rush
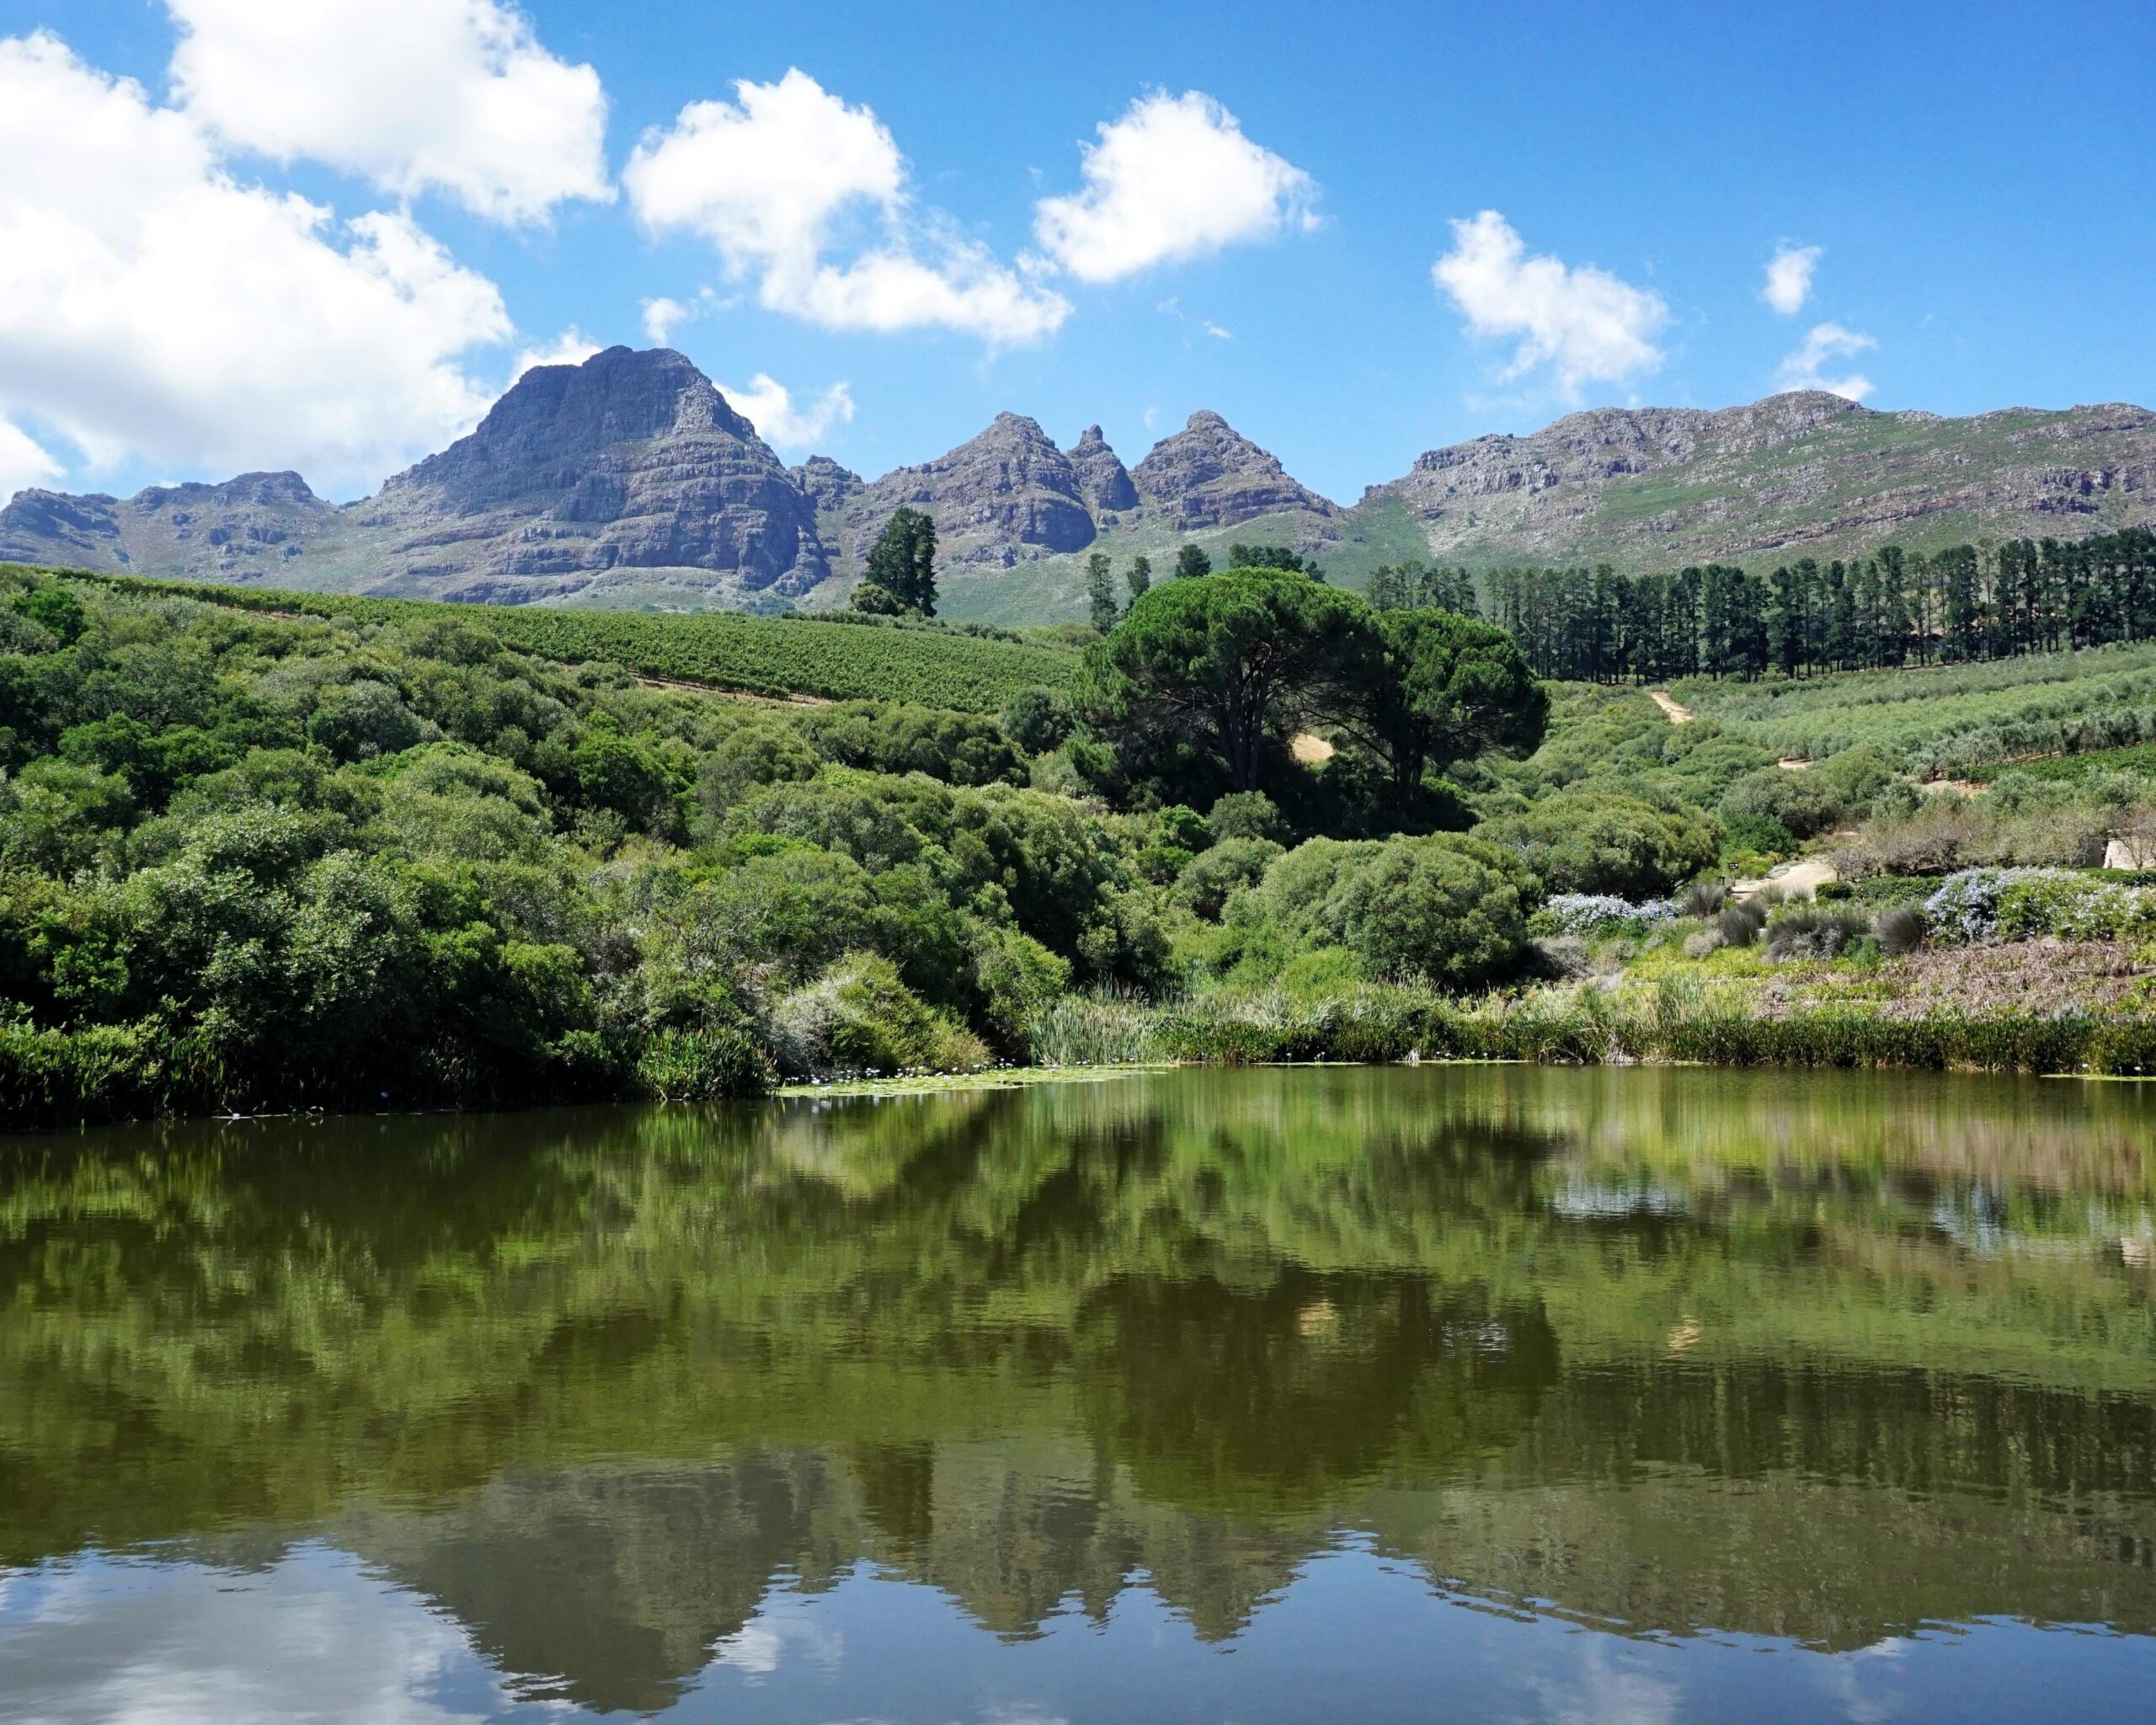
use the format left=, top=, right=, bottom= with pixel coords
left=1540, top=894, right=1678, bottom=935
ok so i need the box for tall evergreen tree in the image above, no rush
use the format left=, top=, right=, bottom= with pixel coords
left=856, top=507, right=939, bottom=616
left=1086, top=552, right=1120, bottom=631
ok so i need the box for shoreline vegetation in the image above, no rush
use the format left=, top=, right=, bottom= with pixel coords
left=8, top=531, right=2156, bottom=1130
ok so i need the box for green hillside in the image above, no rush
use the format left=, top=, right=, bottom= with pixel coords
left=78, top=572, right=1081, bottom=711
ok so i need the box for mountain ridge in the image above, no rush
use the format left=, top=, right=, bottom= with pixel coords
left=4, top=345, right=2153, bottom=621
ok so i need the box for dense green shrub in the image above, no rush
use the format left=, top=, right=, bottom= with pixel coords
left=772, top=953, right=990, bottom=1077
left=798, top=702, right=1023, bottom=786
left=1209, top=791, right=1288, bottom=842
left=970, top=927, right=1071, bottom=1054
left=1815, top=744, right=1903, bottom=809
left=698, top=722, right=818, bottom=812
left=1175, top=836, right=1281, bottom=919
left=1720, top=766, right=1845, bottom=839
left=1476, top=789, right=1722, bottom=897
left=999, top=686, right=1076, bottom=756
left=1240, top=833, right=1534, bottom=990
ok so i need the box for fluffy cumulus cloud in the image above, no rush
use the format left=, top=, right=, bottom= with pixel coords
left=718, top=373, right=856, bottom=450
left=1762, top=243, right=1822, bottom=315
left=624, top=69, right=1068, bottom=346
left=1032, top=90, right=1316, bottom=283
left=0, top=419, right=63, bottom=505
left=165, top=0, right=611, bottom=223
left=1778, top=322, right=1876, bottom=401
left=0, top=31, right=513, bottom=492
left=642, top=296, right=692, bottom=344
left=1433, top=211, right=1668, bottom=396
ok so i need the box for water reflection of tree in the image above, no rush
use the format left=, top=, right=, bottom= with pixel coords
left=1, top=1065, right=2153, bottom=1695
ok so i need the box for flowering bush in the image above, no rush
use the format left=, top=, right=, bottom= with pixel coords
left=1537, top=893, right=1678, bottom=936
left=1924, top=868, right=2156, bottom=944
left=1924, top=869, right=2015, bottom=943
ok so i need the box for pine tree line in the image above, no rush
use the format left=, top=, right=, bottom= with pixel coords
left=1476, top=527, right=2156, bottom=681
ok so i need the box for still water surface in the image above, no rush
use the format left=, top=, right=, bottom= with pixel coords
left=2, top=1065, right=2154, bottom=1722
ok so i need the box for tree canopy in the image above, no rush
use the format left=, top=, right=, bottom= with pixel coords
left=1228, top=543, right=1324, bottom=579
left=1086, top=552, right=1119, bottom=632
left=1081, top=569, right=1375, bottom=793
left=857, top=508, right=939, bottom=617
left=1348, top=610, right=1548, bottom=807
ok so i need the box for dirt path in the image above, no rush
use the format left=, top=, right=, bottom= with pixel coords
left=1648, top=690, right=1694, bottom=724
left=1732, top=857, right=1839, bottom=902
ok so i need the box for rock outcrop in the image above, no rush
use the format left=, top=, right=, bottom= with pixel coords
left=1131, top=410, right=1337, bottom=530
left=1067, top=425, right=1139, bottom=516
left=789, top=456, right=863, bottom=515
left=844, top=413, right=1096, bottom=566
left=357, top=346, right=830, bottom=598
left=1, top=472, right=336, bottom=582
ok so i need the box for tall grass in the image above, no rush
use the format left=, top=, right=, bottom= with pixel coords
left=1024, top=992, right=1166, bottom=1067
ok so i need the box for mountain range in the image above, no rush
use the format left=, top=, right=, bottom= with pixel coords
left=4, top=344, right=2153, bottom=623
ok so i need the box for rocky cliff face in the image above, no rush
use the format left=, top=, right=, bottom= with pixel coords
left=825, top=411, right=1330, bottom=579
left=356, top=346, right=830, bottom=601
left=1067, top=425, right=1139, bottom=516
left=789, top=456, right=863, bottom=515
left=843, top=413, right=1097, bottom=568
left=1364, top=391, right=2156, bottom=572
left=1131, top=410, right=1337, bottom=530
left=0, top=472, right=337, bottom=582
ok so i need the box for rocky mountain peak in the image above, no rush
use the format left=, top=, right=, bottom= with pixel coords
left=789, top=456, right=863, bottom=514
left=131, top=471, right=322, bottom=511
left=385, top=347, right=760, bottom=503
left=851, top=413, right=1094, bottom=561
left=1067, top=425, right=1138, bottom=515
left=354, top=345, right=825, bottom=600
left=1131, top=410, right=1334, bottom=529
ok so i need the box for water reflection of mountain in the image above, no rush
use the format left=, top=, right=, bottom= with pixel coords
left=3, top=1067, right=2153, bottom=1705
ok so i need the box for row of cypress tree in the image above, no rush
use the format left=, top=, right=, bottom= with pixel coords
left=1443, top=526, right=2156, bottom=681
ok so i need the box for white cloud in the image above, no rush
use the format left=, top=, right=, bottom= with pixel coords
left=1762, top=243, right=1821, bottom=315
left=1778, top=321, right=1876, bottom=401
left=0, top=419, right=63, bottom=505
left=510, top=326, right=600, bottom=381
left=1433, top=211, right=1668, bottom=397
left=642, top=296, right=691, bottom=344
left=640, top=286, right=732, bottom=344
left=1032, top=90, right=1316, bottom=283
left=718, top=373, right=855, bottom=450
left=0, top=32, right=512, bottom=494
left=624, top=68, right=1067, bottom=346
left=165, top=0, right=611, bottom=224
left=1202, top=320, right=1234, bottom=341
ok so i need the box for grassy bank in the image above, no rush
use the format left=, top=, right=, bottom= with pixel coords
left=1027, top=983, right=2156, bottom=1080
left=0, top=1021, right=774, bottom=1130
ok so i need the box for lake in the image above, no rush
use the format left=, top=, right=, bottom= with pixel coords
left=1, top=1065, right=2153, bottom=1722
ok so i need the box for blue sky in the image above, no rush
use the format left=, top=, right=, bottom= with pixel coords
left=1, top=0, right=2151, bottom=505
